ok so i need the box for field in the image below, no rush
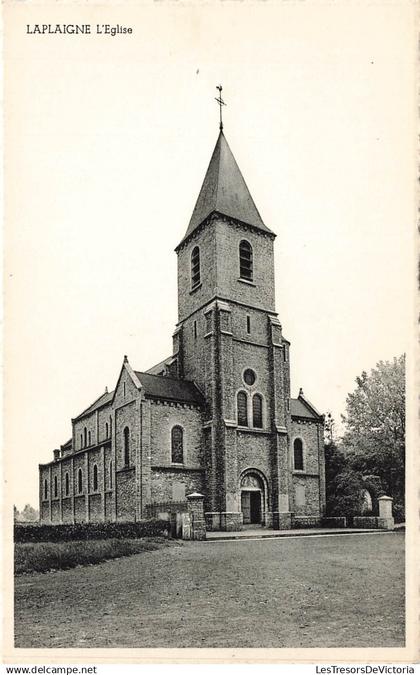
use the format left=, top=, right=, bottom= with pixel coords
left=14, top=531, right=404, bottom=648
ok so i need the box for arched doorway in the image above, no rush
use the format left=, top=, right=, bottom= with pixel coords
left=240, top=471, right=266, bottom=526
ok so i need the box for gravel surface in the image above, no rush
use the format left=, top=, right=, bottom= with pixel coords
left=14, top=531, right=405, bottom=648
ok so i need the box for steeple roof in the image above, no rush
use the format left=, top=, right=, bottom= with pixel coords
left=178, top=131, right=274, bottom=248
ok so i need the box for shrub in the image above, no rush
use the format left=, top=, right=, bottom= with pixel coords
left=15, top=538, right=168, bottom=575
left=14, top=519, right=170, bottom=543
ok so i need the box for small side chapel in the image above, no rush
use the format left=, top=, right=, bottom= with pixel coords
left=39, top=100, right=326, bottom=531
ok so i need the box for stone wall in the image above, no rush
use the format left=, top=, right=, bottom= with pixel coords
left=116, top=468, right=136, bottom=521
left=149, top=400, right=203, bottom=467
left=214, top=219, right=276, bottom=312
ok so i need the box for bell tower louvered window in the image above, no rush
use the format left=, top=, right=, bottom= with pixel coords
left=191, top=246, right=201, bottom=289
left=239, top=240, right=253, bottom=282
left=237, top=392, right=248, bottom=427
left=171, top=426, right=184, bottom=464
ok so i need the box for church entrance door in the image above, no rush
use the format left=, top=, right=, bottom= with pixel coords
left=240, top=472, right=266, bottom=525
left=241, top=491, right=262, bottom=524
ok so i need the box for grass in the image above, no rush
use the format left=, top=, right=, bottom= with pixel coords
left=15, top=537, right=169, bottom=575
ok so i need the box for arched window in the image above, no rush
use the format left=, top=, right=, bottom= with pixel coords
left=88, top=430, right=91, bottom=446
left=123, top=427, right=130, bottom=466
left=77, top=468, right=83, bottom=493
left=252, top=394, right=263, bottom=429
left=83, top=427, right=87, bottom=447
left=80, top=434, right=83, bottom=448
left=93, top=464, right=98, bottom=492
left=239, top=240, right=253, bottom=281
left=109, top=461, right=113, bottom=489
left=44, top=479, right=48, bottom=500
left=293, top=439, right=304, bottom=471
left=191, top=246, right=201, bottom=289
left=105, top=422, right=109, bottom=438
left=54, top=475, right=58, bottom=498
left=65, top=472, right=70, bottom=496
left=237, top=392, right=248, bottom=427
left=171, top=426, right=184, bottom=464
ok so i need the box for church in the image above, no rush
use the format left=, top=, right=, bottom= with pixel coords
left=39, top=109, right=326, bottom=531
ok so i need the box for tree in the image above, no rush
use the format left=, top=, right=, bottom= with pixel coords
left=341, top=354, right=405, bottom=510
left=21, top=504, right=39, bottom=522
left=326, top=469, right=366, bottom=519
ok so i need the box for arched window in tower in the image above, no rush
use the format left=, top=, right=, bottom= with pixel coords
left=171, top=426, right=184, bottom=464
left=93, top=464, right=98, bottom=492
left=123, top=427, right=130, bottom=466
left=44, top=479, right=48, bottom=500
left=191, top=246, right=201, bottom=289
left=237, top=391, right=248, bottom=427
left=65, top=472, right=70, bottom=496
left=239, top=240, right=253, bottom=282
left=77, top=468, right=83, bottom=493
left=252, top=394, right=263, bottom=429
left=54, top=475, right=58, bottom=498
left=293, top=438, right=304, bottom=471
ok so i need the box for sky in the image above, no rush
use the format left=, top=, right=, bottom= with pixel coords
left=4, top=0, right=416, bottom=510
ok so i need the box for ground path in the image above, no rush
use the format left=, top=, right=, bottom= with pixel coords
left=15, top=531, right=404, bottom=648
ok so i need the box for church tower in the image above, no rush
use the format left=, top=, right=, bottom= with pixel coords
left=173, top=125, right=293, bottom=531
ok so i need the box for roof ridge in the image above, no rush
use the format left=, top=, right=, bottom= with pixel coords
left=135, top=370, right=196, bottom=385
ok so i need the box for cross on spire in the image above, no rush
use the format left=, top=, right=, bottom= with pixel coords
left=215, top=85, right=226, bottom=131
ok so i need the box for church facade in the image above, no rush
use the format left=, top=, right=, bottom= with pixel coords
left=39, top=128, right=326, bottom=531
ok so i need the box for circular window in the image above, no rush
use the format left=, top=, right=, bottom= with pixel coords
left=243, top=369, right=256, bottom=386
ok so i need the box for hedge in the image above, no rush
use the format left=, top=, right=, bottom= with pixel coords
left=14, top=519, right=170, bottom=543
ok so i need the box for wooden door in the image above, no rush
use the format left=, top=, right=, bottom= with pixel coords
left=241, top=491, right=251, bottom=524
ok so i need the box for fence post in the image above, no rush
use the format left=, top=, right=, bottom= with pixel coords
left=378, top=495, right=394, bottom=530
left=185, top=492, right=206, bottom=540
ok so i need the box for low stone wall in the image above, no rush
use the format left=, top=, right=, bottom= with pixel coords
left=292, top=516, right=321, bottom=528
left=353, top=516, right=386, bottom=529
left=321, top=517, right=347, bottom=528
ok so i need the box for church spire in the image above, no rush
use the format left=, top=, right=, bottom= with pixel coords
left=177, top=128, right=274, bottom=249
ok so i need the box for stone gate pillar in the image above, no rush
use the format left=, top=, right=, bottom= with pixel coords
left=378, top=495, right=394, bottom=530
left=184, top=492, right=206, bottom=540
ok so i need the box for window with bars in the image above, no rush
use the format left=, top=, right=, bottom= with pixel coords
left=239, top=240, right=253, bottom=281
left=123, top=427, right=130, bottom=466
left=252, top=394, right=263, bottom=428
left=93, top=464, right=98, bottom=491
left=237, top=391, right=248, bottom=427
left=191, top=246, right=201, bottom=289
left=171, top=426, right=184, bottom=464
left=294, top=438, right=304, bottom=470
